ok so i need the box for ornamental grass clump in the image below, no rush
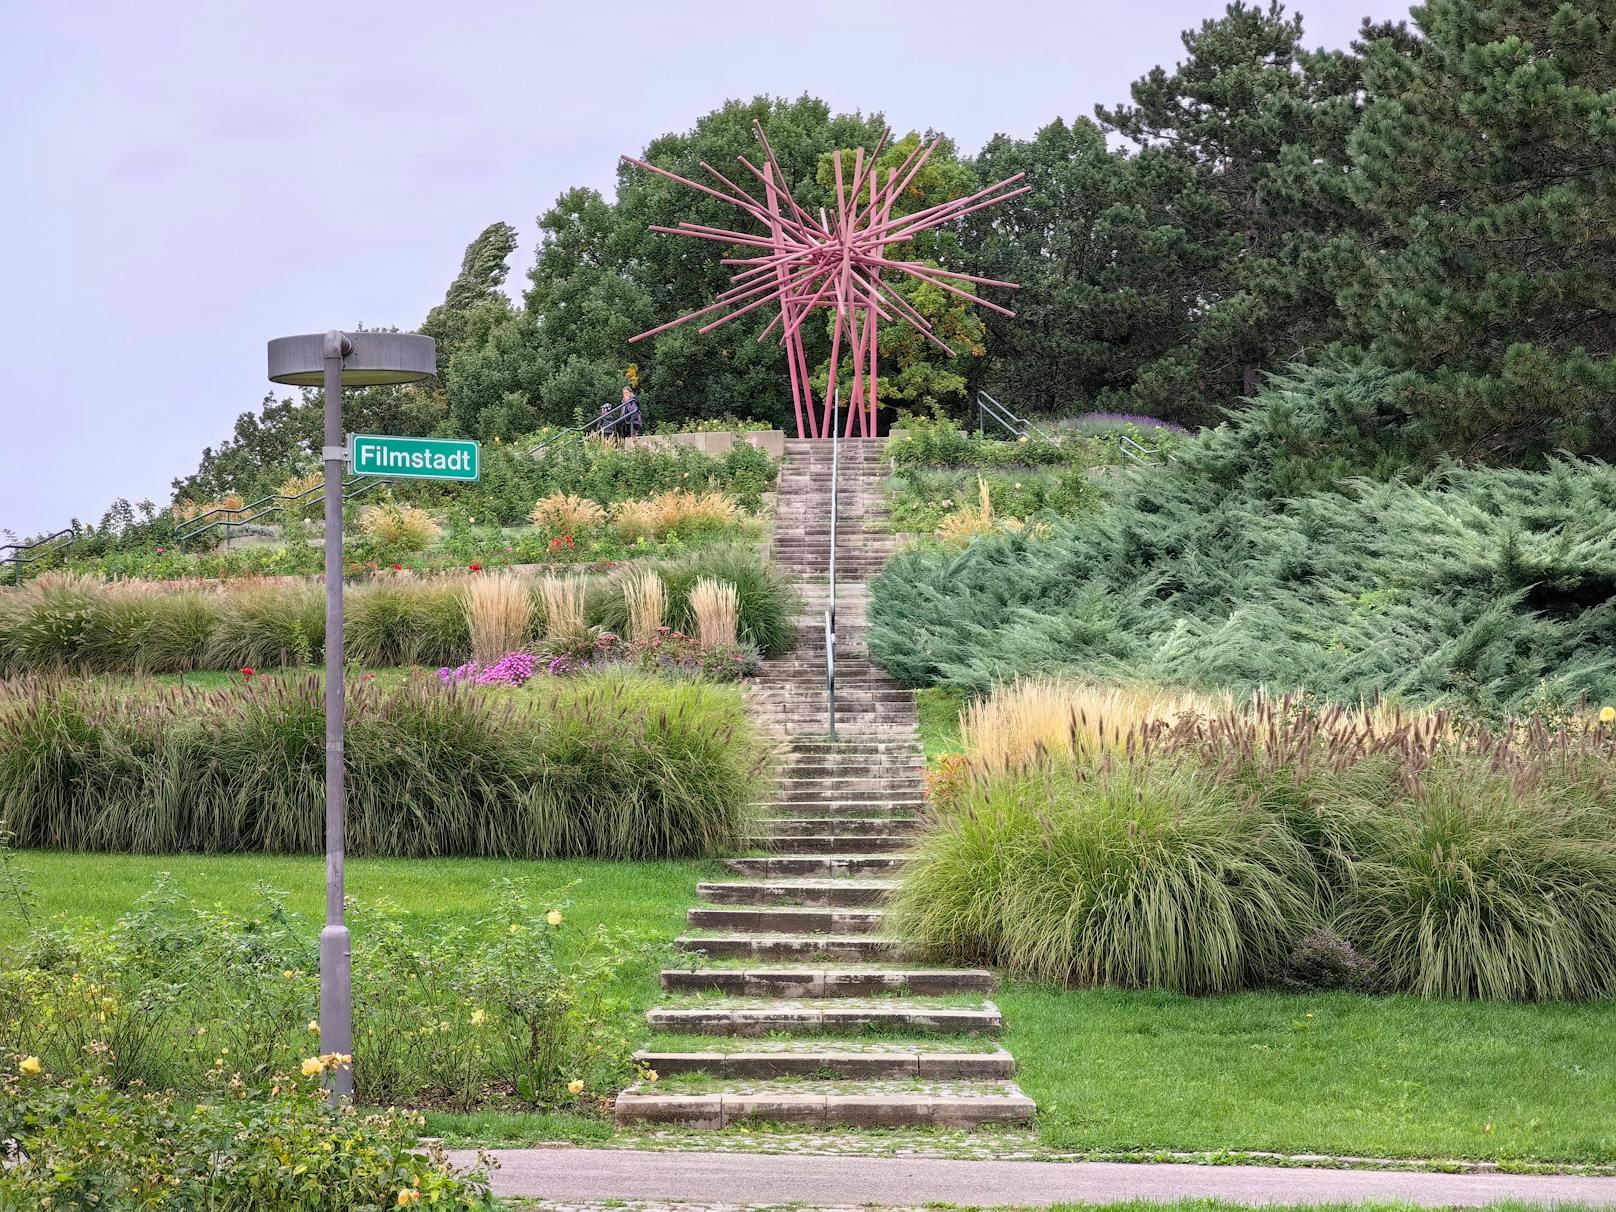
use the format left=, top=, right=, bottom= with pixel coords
left=357, top=501, right=442, bottom=550
left=463, top=572, right=534, bottom=664
left=345, top=578, right=467, bottom=667
left=689, top=578, right=739, bottom=650
left=1335, top=760, right=1616, bottom=1001
left=0, top=672, right=761, bottom=859
left=623, top=570, right=666, bottom=644
left=539, top=574, right=588, bottom=642
left=905, top=681, right=1616, bottom=1000
left=531, top=492, right=607, bottom=534
left=204, top=583, right=324, bottom=669
left=893, top=758, right=1318, bottom=992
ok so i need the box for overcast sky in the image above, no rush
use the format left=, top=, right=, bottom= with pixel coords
left=0, top=0, right=1411, bottom=538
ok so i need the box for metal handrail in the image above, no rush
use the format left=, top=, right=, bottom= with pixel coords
left=1118, top=434, right=1162, bottom=466
left=526, top=399, right=637, bottom=457
left=174, top=476, right=383, bottom=546
left=826, top=388, right=841, bottom=738
left=1, top=528, right=76, bottom=583
left=976, top=390, right=1057, bottom=444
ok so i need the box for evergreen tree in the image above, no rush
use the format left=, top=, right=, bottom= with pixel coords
left=1094, top=2, right=1382, bottom=422
left=963, top=117, right=1206, bottom=416
left=1345, top=0, right=1616, bottom=462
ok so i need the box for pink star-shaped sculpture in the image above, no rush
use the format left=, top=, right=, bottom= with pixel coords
left=623, top=121, right=1028, bottom=438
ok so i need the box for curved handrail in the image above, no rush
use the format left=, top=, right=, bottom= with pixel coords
left=174, top=476, right=382, bottom=546
left=976, top=390, right=1057, bottom=444
left=1118, top=434, right=1162, bottom=466
left=526, top=399, right=638, bottom=457
left=1, top=528, right=76, bottom=583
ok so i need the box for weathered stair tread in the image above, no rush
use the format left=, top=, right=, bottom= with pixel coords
left=675, top=932, right=906, bottom=961
left=659, top=964, right=993, bottom=997
left=684, top=906, right=887, bottom=934
left=634, top=1046, right=1014, bottom=1080
left=614, top=1077, right=1034, bottom=1128
left=697, top=878, right=900, bottom=907
left=646, top=996, right=1003, bottom=1037
left=724, top=855, right=908, bottom=877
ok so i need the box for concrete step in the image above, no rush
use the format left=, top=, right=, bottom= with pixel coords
left=615, top=1077, right=1033, bottom=1129
left=675, top=933, right=905, bottom=962
left=645, top=997, right=1003, bottom=1037
left=751, top=832, right=917, bottom=855
left=725, top=854, right=907, bottom=877
left=684, top=905, right=886, bottom=934
left=633, top=1042, right=1016, bottom=1079
left=697, top=879, right=898, bottom=908
left=760, top=800, right=926, bottom=816
left=755, top=815, right=925, bottom=837
left=660, top=965, right=992, bottom=997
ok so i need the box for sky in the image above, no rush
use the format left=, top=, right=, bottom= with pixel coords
left=0, top=0, right=1412, bottom=538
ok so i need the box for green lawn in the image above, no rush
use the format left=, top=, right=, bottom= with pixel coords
left=4, top=850, right=716, bottom=1144
left=916, top=685, right=966, bottom=758
left=1002, top=983, right=1616, bottom=1165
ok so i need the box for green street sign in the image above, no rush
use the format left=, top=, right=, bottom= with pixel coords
left=349, top=433, right=479, bottom=481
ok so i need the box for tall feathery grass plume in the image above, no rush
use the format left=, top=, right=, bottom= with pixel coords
left=689, top=578, right=739, bottom=649
left=538, top=574, right=588, bottom=643
left=464, top=573, right=534, bottom=664
left=624, top=570, right=666, bottom=644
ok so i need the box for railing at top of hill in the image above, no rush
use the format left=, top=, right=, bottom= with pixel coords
left=172, top=476, right=385, bottom=547
left=975, top=391, right=1057, bottom=444
left=526, top=400, right=638, bottom=457
left=1, top=529, right=76, bottom=583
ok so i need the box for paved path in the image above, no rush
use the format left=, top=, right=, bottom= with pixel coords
left=450, top=1146, right=1616, bottom=1207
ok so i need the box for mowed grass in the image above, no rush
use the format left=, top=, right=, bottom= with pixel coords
left=1002, top=983, right=1616, bottom=1164
left=7, top=850, right=716, bottom=1144
left=916, top=685, right=966, bottom=758
left=6, top=850, right=714, bottom=948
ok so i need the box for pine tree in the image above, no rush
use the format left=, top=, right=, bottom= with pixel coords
left=1095, top=2, right=1383, bottom=421
left=1345, top=0, right=1616, bottom=462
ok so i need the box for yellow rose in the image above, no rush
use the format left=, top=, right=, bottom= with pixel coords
left=307, top=1020, right=320, bottom=1035
left=567, top=1078, right=585, bottom=1095
left=397, top=1190, right=421, bottom=1206
left=1601, top=705, right=1615, bottom=724
left=644, top=1068, right=659, bottom=1083
left=301, top=1057, right=323, bottom=1078
left=18, top=1056, right=41, bottom=1076
left=546, top=909, right=563, bottom=927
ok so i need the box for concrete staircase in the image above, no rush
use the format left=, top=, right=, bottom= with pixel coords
left=615, top=438, right=1034, bottom=1131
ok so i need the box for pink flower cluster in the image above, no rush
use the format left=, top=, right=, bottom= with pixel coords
left=437, top=652, right=540, bottom=688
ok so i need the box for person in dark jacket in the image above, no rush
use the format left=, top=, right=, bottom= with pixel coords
left=621, top=385, right=643, bottom=438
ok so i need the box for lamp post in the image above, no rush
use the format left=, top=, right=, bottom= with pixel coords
left=267, top=330, right=435, bottom=1099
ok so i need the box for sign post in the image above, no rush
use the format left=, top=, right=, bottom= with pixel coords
left=268, top=331, right=438, bottom=1102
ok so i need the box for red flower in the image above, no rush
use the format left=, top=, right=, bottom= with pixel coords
left=391, top=563, right=403, bottom=571
left=241, top=666, right=255, bottom=681
left=468, top=562, right=482, bottom=572
left=155, top=546, right=166, bottom=555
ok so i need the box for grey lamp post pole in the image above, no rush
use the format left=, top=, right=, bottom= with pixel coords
left=268, top=330, right=435, bottom=1102
left=319, top=331, right=354, bottom=1098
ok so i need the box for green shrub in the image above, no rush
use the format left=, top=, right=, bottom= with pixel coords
left=893, top=759, right=1319, bottom=993
left=1335, top=762, right=1616, bottom=1001
left=592, top=542, right=797, bottom=657
left=345, top=579, right=469, bottom=667
left=204, top=585, right=324, bottom=669
left=870, top=364, right=1616, bottom=716
left=0, top=672, right=763, bottom=858
left=1, top=1059, right=493, bottom=1210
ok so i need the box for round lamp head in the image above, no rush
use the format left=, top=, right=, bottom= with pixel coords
left=268, top=331, right=437, bottom=387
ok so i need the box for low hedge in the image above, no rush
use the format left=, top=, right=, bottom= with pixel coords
left=0, top=671, right=764, bottom=858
